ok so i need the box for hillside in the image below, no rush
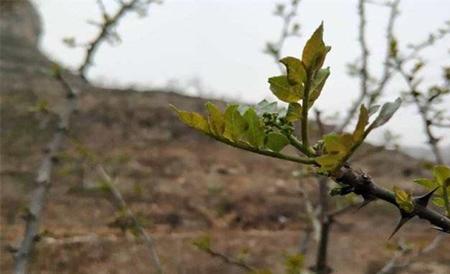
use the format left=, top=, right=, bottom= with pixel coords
left=1, top=1, right=448, bottom=274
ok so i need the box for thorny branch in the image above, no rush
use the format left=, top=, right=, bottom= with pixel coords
left=336, top=0, right=370, bottom=132
left=376, top=235, right=445, bottom=274
left=265, top=0, right=302, bottom=73
left=337, top=0, right=400, bottom=132
left=13, top=71, right=78, bottom=274
left=98, top=166, right=164, bottom=274
left=201, top=245, right=256, bottom=272
left=333, top=165, right=450, bottom=232
left=78, top=0, right=159, bottom=80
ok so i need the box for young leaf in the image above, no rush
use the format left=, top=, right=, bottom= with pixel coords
left=255, top=100, right=278, bottom=116
left=433, top=165, right=450, bottom=186
left=315, top=133, right=353, bottom=172
left=171, top=105, right=210, bottom=134
left=370, top=98, right=402, bottom=129
left=352, top=105, right=369, bottom=142
left=265, top=132, right=289, bottom=152
left=223, top=104, right=248, bottom=141
left=280, top=56, right=307, bottom=84
left=414, top=178, right=438, bottom=189
left=309, top=67, right=330, bottom=105
left=393, top=186, right=414, bottom=213
left=268, top=76, right=303, bottom=103
left=243, top=108, right=265, bottom=148
left=206, top=102, right=225, bottom=136
left=285, top=102, right=302, bottom=122
left=302, top=22, right=330, bottom=72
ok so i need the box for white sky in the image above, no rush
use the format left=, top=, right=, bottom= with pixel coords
left=32, top=0, right=450, bottom=147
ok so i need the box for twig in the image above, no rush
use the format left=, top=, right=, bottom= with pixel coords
left=394, top=61, right=444, bottom=165
left=376, top=235, right=445, bottom=274
left=334, top=165, right=450, bottom=231
left=336, top=0, right=370, bottom=132
left=367, top=0, right=400, bottom=106
left=203, top=246, right=256, bottom=272
left=13, top=71, right=78, bottom=274
left=98, top=166, right=164, bottom=274
left=314, top=176, right=332, bottom=274
left=266, top=0, right=302, bottom=72
left=78, top=0, right=156, bottom=80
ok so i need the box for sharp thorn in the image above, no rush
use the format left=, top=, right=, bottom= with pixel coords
left=431, top=226, right=450, bottom=234
left=414, top=187, right=439, bottom=207
left=389, top=213, right=414, bottom=240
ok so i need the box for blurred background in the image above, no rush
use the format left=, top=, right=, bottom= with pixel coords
left=1, top=0, right=449, bottom=273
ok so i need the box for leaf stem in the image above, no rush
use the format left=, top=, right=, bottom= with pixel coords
left=288, top=135, right=315, bottom=157
left=210, top=135, right=317, bottom=165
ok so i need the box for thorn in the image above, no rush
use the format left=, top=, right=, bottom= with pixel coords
left=389, top=211, right=414, bottom=240
left=431, top=226, right=450, bottom=234
left=414, top=187, right=439, bottom=207
left=356, top=197, right=376, bottom=211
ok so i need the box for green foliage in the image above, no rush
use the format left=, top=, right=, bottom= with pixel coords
left=171, top=105, right=210, bottom=134
left=414, top=165, right=450, bottom=214
left=192, top=234, right=212, bottom=251
left=302, top=22, right=330, bottom=73
left=268, top=75, right=303, bottom=103
left=316, top=99, right=401, bottom=173
left=393, top=186, right=414, bottom=213
left=284, top=253, right=304, bottom=274
left=171, top=23, right=401, bottom=174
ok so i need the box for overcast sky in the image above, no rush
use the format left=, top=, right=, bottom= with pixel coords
left=32, top=0, right=450, bottom=147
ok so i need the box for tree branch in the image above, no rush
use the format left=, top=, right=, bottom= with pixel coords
left=336, top=0, right=370, bottom=132
left=334, top=165, right=450, bottom=232
left=78, top=0, right=156, bottom=80
left=98, top=166, right=164, bottom=274
left=13, top=72, right=78, bottom=274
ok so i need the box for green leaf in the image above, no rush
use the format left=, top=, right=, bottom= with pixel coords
left=302, top=23, right=330, bottom=72
left=414, top=178, right=438, bottom=189
left=370, top=98, right=402, bottom=129
left=171, top=105, right=210, bottom=134
left=206, top=102, right=225, bottom=136
left=268, top=76, right=303, bottom=103
left=255, top=100, right=279, bottom=116
left=352, top=105, right=369, bottom=142
left=284, top=253, right=304, bottom=274
left=285, top=103, right=302, bottom=122
left=192, top=235, right=211, bottom=251
left=316, top=133, right=354, bottom=172
left=393, top=186, right=414, bottom=213
left=432, top=165, right=450, bottom=186
left=280, top=56, right=306, bottom=84
left=432, top=197, right=445, bottom=207
left=223, top=104, right=248, bottom=141
left=309, top=67, right=330, bottom=105
left=243, top=108, right=265, bottom=148
left=265, top=132, right=289, bottom=152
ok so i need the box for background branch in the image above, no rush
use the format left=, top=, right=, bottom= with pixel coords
left=13, top=71, right=78, bottom=274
